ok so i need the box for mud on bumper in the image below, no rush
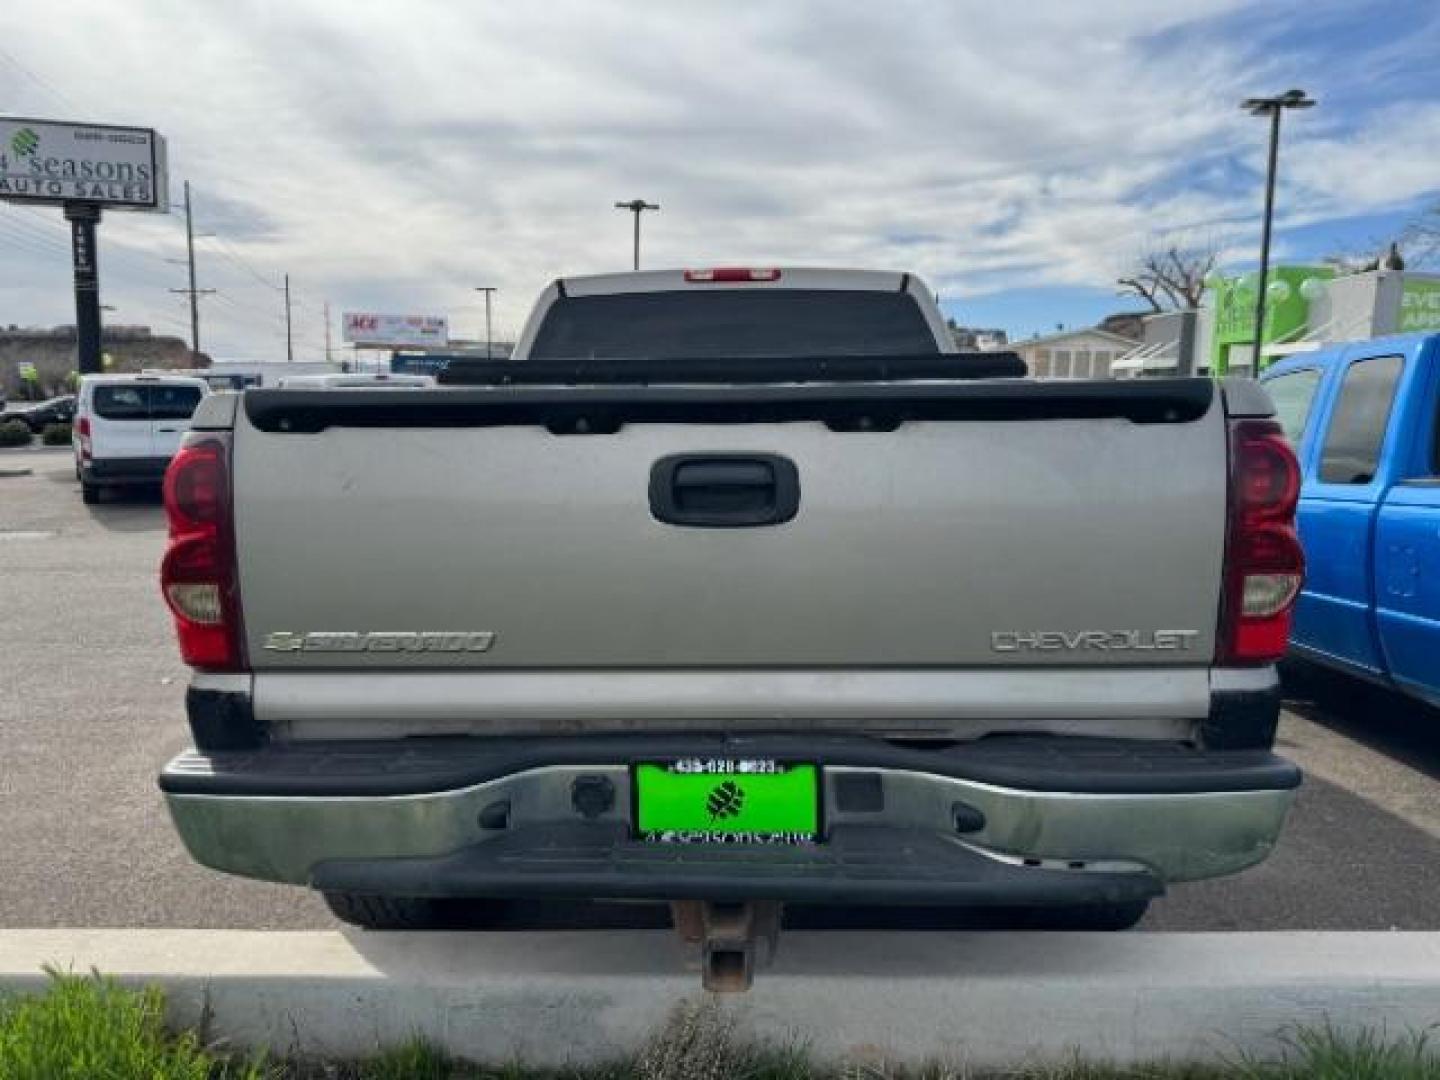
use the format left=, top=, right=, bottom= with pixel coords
left=159, top=733, right=1299, bottom=905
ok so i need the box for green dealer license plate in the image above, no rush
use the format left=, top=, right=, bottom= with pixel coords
left=634, top=760, right=820, bottom=844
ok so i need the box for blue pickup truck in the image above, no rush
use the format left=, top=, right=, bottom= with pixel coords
left=1261, top=332, right=1440, bottom=707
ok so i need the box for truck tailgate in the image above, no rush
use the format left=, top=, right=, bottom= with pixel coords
left=232, top=380, right=1226, bottom=684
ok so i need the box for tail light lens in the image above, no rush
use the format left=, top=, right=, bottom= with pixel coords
left=76, top=416, right=92, bottom=459
left=160, top=435, right=246, bottom=670
left=1217, top=419, right=1304, bottom=664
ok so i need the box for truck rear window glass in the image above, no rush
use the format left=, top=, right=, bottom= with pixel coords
left=528, top=289, right=941, bottom=360
left=1264, top=368, right=1322, bottom=444
left=92, top=386, right=148, bottom=421
left=150, top=385, right=203, bottom=420
left=1319, top=355, right=1403, bottom=485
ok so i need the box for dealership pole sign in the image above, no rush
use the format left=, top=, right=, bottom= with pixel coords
left=342, top=312, right=449, bottom=349
left=0, top=117, right=170, bottom=375
left=1, top=118, right=168, bottom=209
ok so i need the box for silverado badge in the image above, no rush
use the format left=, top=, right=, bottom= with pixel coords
left=263, top=631, right=496, bottom=654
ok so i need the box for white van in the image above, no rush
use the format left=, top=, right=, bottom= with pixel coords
left=73, top=373, right=210, bottom=504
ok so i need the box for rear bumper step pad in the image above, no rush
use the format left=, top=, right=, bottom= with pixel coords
left=311, top=823, right=1164, bottom=907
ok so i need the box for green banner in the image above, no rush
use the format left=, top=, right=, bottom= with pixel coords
left=1399, top=278, right=1440, bottom=333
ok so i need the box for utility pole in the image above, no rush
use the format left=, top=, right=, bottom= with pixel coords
left=284, top=273, right=294, bottom=363
left=614, top=199, right=659, bottom=270
left=168, top=181, right=214, bottom=362
left=324, top=301, right=333, bottom=365
left=1242, top=89, right=1315, bottom=371
left=474, top=286, right=497, bottom=358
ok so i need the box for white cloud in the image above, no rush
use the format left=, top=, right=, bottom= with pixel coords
left=1, top=0, right=1437, bottom=355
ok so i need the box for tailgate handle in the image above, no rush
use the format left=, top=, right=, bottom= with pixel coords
left=650, top=454, right=800, bottom=527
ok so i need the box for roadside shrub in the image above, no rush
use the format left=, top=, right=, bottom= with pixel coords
left=0, top=420, right=32, bottom=447
left=41, top=422, right=72, bottom=446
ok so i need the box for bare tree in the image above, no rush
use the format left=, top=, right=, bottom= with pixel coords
left=1326, top=201, right=1439, bottom=274
left=1400, top=201, right=1440, bottom=268
left=1117, top=242, right=1218, bottom=312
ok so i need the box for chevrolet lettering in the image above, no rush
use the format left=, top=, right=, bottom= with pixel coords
left=990, top=630, right=1201, bottom=653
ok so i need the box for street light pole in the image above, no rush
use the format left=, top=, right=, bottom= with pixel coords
left=474, top=286, right=497, bottom=358
left=614, top=199, right=659, bottom=270
left=1242, top=89, right=1315, bottom=371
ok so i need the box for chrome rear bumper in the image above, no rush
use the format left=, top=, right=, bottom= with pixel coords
left=161, top=736, right=1298, bottom=893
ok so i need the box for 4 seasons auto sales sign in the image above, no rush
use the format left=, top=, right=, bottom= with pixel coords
left=343, top=312, right=449, bottom=348
left=0, top=117, right=168, bottom=211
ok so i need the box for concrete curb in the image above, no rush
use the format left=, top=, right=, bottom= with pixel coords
left=3, top=930, right=1439, bottom=1067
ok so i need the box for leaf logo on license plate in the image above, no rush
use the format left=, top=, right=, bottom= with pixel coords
left=706, top=780, right=746, bottom=822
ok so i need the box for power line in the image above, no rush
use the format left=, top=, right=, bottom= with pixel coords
left=0, top=45, right=90, bottom=115
left=208, top=287, right=293, bottom=329
left=2, top=204, right=183, bottom=284
left=200, top=234, right=283, bottom=291
left=0, top=214, right=69, bottom=255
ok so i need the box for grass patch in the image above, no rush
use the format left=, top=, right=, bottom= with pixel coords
left=1, top=973, right=1436, bottom=1078
left=0, top=969, right=261, bottom=1079
left=1241, top=1023, right=1439, bottom=1079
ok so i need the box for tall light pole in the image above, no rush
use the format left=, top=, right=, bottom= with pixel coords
left=474, top=286, right=497, bottom=358
left=614, top=199, right=659, bottom=270
left=1242, top=89, right=1315, bottom=371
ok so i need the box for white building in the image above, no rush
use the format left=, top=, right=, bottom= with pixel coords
left=1010, top=328, right=1138, bottom=379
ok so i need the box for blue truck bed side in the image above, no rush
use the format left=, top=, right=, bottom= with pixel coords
left=1262, top=332, right=1440, bottom=708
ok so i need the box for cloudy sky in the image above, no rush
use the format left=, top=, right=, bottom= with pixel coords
left=2, top=0, right=1439, bottom=360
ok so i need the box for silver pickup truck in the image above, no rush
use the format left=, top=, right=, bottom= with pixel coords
left=158, top=268, right=1303, bottom=978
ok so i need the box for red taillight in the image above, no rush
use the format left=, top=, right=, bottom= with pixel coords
left=76, top=416, right=92, bottom=459
left=1218, top=419, right=1304, bottom=665
left=683, top=267, right=782, bottom=283
left=161, top=436, right=245, bottom=671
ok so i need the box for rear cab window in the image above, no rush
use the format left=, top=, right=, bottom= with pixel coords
left=90, top=382, right=204, bottom=422
left=92, top=385, right=148, bottom=420
left=529, top=289, right=941, bottom=359
left=151, top=384, right=204, bottom=420
left=1318, top=355, right=1404, bottom=485
left=1263, top=367, right=1322, bottom=444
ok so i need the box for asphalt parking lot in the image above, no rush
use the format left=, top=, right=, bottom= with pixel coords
left=2, top=443, right=1438, bottom=932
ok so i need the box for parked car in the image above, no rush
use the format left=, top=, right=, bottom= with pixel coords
left=0, top=395, right=76, bottom=433
left=74, top=373, right=210, bottom=504
left=1262, top=332, right=1440, bottom=708
left=156, top=267, right=1302, bottom=982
